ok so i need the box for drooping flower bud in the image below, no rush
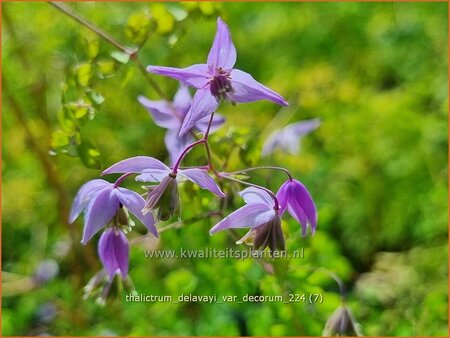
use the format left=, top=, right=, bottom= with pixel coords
left=143, top=174, right=180, bottom=222
left=322, top=304, right=362, bottom=336
left=253, top=215, right=285, bottom=252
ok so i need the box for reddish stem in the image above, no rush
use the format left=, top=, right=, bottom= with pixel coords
left=113, top=173, right=134, bottom=188
left=172, top=113, right=216, bottom=173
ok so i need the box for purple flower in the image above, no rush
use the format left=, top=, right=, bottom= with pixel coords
left=209, top=187, right=285, bottom=251
left=262, top=118, right=321, bottom=157
left=277, top=179, right=317, bottom=236
left=102, top=156, right=226, bottom=221
left=69, top=179, right=158, bottom=244
left=147, top=17, right=289, bottom=136
left=144, top=173, right=180, bottom=221
left=98, top=228, right=129, bottom=280
left=138, top=85, right=225, bottom=165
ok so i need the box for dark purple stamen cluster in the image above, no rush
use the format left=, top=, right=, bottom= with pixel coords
left=209, top=69, right=233, bottom=101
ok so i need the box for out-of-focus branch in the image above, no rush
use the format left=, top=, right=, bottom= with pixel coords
left=4, top=88, right=99, bottom=276
left=49, top=1, right=168, bottom=100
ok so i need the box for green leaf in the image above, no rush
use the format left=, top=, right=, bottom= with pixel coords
left=110, top=51, right=130, bottom=64
left=166, top=5, right=188, bottom=22
left=85, top=89, right=105, bottom=105
left=77, top=140, right=101, bottom=169
left=51, top=130, right=70, bottom=148
left=82, top=35, right=99, bottom=60
left=126, top=12, right=153, bottom=45
left=75, top=63, right=92, bottom=87
left=151, top=4, right=175, bottom=35
left=57, top=108, right=76, bottom=133
left=96, top=60, right=118, bottom=79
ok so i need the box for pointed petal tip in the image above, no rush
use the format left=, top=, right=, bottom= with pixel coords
left=178, top=124, right=190, bottom=137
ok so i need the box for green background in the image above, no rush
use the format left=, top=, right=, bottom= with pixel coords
left=2, top=1, right=448, bottom=336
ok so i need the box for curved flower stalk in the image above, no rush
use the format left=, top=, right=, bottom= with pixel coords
left=262, top=118, right=321, bottom=157
left=210, top=187, right=285, bottom=252
left=69, top=178, right=158, bottom=244
left=277, top=179, right=318, bottom=236
left=102, top=156, right=225, bottom=222
left=148, top=17, right=289, bottom=136
left=138, top=84, right=225, bottom=165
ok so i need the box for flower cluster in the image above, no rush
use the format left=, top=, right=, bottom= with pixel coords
left=70, top=17, right=318, bottom=283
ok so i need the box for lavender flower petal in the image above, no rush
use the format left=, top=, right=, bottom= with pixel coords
left=173, top=85, right=192, bottom=115
left=287, top=201, right=309, bottom=236
left=179, top=169, right=226, bottom=197
left=135, top=169, right=174, bottom=183
left=98, top=229, right=129, bottom=280
left=207, top=17, right=237, bottom=70
left=239, top=187, right=274, bottom=207
left=262, top=118, right=321, bottom=156
left=179, top=87, right=219, bottom=136
left=102, top=156, right=170, bottom=175
left=82, top=187, right=119, bottom=244
left=138, top=96, right=181, bottom=129
left=147, top=64, right=210, bottom=89
left=113, top=230, right=129, bottom=279
left=115, top=188, right=158, bottom=237
left=286, top=118, right=321, bottom=135
left=69, top=179, right=110, bottom=223
left=194, top=113, right=225, bottom=134
left=230, top=69, right=289, bottom=106
left=290, top=180, right=317, bottom=232
left=276, top=182, right=289, bottom=215
left=277, top=179, right=318, bottom=236
left=209, top=204, right=275, bottom=234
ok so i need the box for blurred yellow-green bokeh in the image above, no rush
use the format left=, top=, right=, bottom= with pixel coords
left=2, top=1, right=448, bottom=336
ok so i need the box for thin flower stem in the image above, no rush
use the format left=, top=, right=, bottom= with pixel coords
left=202, top=112, right=217, bottom=172
left=204, top=141, right=217, bottom=174
left=203, top=112, right=215, bottom=140
left=129, top=210, right=223, bottom=246
left=131, top=55, right=169, bottom=100
left=172, top=113, right=216, bottom=173
left=313, top=267, right=347, bottom=301
left=289, top=265, right=347, bottom=301
left=50, top=2, right=130, bottom=53
left=113, top=173, right=134, bottom=188
left=220, top=174, right=280, bottom=210
left=229, top=166, right=293, bottom=181
left=49, top=2, right=169, bottom=101
left=171, top=139, right=206, bottom=173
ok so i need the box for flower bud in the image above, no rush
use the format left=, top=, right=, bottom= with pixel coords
left=253, top=215, right=285, bottom=252
left=143, top=174, right=180, bottom=221
left=322, top=304, right=362, bottom=336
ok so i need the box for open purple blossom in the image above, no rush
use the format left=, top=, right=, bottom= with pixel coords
left=69, top=179, right=158, bottom=244
left=210, top=187, right=285, bottom=252
left=147, top=17, right=289, bottom=136
left=102, top=156, right=226, bottom=221
left=98, top=228, right=129, bottom=280
left=277, top=179, right=317, bottom=236
left=262, top=118, right=321, bottom=157
left=138, top=84, right=225, bottom=165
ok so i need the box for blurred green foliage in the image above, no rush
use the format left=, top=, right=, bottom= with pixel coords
left=2, top=1, right=448, bottom=336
